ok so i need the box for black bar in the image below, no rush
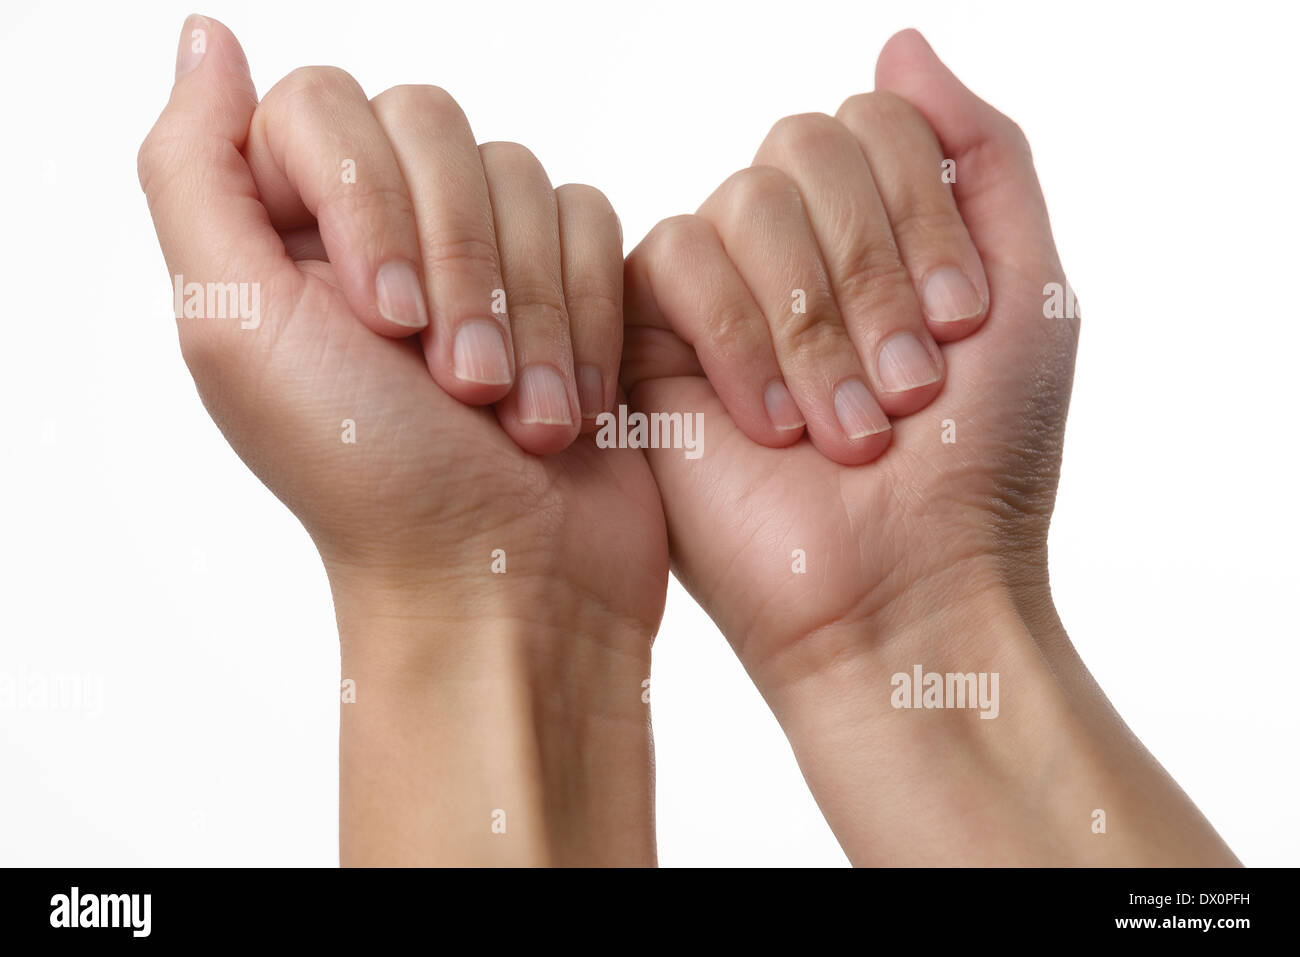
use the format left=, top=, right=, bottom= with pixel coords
left=0, top=866, right=1286, bottom=944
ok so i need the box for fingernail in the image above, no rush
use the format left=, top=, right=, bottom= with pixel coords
left=877, top=331, right=941, bottom=393
left=763, top=380, right=805, bottom=431
left=452, top=321, right=512, bottom=385
left=576, top=364, right=604, bottom=419
left=374, top=261, right=429, bottom=330
left=518, top=366, right=573, bottom=426
left=920, top=265, right=983, bottom=324
left=175, top=15, right=210, bottom=80
left=833, top=379, right=889, bottom=440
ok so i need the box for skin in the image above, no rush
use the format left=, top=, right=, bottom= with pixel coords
left=141, top=15, right=1237, bottom=865
left=139, top=16, right=664, bottom=866
left=624, top=29, right=1238, bottom=865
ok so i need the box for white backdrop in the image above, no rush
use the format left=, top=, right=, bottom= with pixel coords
left=1, top=0, right=1297, bottom=867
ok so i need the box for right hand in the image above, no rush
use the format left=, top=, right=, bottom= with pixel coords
left=625, top=30, right=1237, bottom=866
left=623, top=28, right=1075, bottom=690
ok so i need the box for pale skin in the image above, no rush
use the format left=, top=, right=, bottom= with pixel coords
left=141, top=17, right=1238, bottom=865
left=140, top=15, right=663, bottom=866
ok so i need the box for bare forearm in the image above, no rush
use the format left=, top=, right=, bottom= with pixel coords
left=758, top=568, right=1239, bottom=866
left=332, top=578, right=656, bottom=867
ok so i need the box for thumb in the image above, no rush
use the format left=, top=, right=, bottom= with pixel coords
left=875, top=27, right=1078, bottom=416
left=877, top=29, right=1078, bottom=471
left=874, top=29, right=1063, bottom=288
left=139, top=15, right=296, bottom=336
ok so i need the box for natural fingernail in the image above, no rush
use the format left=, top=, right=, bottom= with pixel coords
left=877, top=331, right=941, bottom=393
left=518, top=365, right=573, bottom=426
left=764, top=380, right=805, bottom=431
left=452, top=321, right=512, bottom=385
left=920, top=265, right=983, bottom=324
left=576, top=364, right=604, bottom=419
left=833, top=379, right=889, bottom=440
left=375, top=261, right=429, bottom=330
left=175, top=15, right=210, bottom=80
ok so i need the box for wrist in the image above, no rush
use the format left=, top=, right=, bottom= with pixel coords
left=330, top=572, right=657, bottom=866
left=758, top=571, right=1237, bottom=865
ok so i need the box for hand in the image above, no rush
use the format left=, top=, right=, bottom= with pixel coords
left=624, top=29, right=1235, bottom=864
left=140, top=16, right=666, bottom=865
left=625, top=27, right=1029, bottom=683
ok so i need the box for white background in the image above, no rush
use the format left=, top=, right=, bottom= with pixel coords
left=1, top=0, right=1297, bottom=867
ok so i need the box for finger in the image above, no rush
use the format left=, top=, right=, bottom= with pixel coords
left=624, top=215, right=804, bottom=447
left=874, top=31, right=1064, bottom=293
left=138, top=15, right=299, bottom=360
left=371, top=86, right=515, bottom=404
left=245, top=67, right=429, bottom=337
left=479, top=142, right=580, bottom=454
left=834, top=92, right=989, bottom=342
left=555, top=184, right=623, bottom=431
left=700, top=166, right=890, bottom=466
left=873, top=29, right=1075, bottom=393
left=755, top=113, right=946, bottom=417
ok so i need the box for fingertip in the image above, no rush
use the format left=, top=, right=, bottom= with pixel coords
left=499, top=418, right=582, bottom=457
left=810, top=424, right=893, bottom=467
left=576, top=364, right=613, bottom=434
left=874, top=379, right=944, bottom=419
left=757, top=424, right=807, bottom=449
left=426, top=320, right=516, bottom=403
left=492, top=364, right=582, bottom=454
left=163, top=14, right=256, bottom=149
left=917, top=263, right=990, bottom=342
left=173, top=14, right=252, bottom=88
left=174, top=14, right=208, bottom=79
left=875, top=28, right=943, bottom=88
left=428, top=367, right=515, bottom=407
left=736, top=415, right=806, bottom=450
left=374, top=260, right=428, bottom=335
left=925, top=304, right=989, bottom=344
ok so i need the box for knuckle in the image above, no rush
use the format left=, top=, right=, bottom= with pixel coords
left=506, top=285, right=568, bottom=326
left=999, top=114, right=1032, bottom=155
left=555, top=182, right=616, bottom=222
left=649, top=214, right=713, bottom=262
left=372, top=83, right=462, bottom=124
left=707, top=298, right=762, bottom=359
left=137, top=123, right=182, bottom=195
left=836, top=90, right=923, bottom=132
left=138, top=126, right=237, bottom=204
left=564, top=281, right=621, bottom=322
left=555, top=183, right=621, bottom=244
left=274, top=65, right=363, bottom=110
left=888, top=199, right=967, bottom=245
left=421, top=232, right=500, bottom=273
left=835, top=244, right=914, bottom=314
left=967, top=111, right=1031, bottom=166
left=777, top=298, right=842, bottom=351
left=329, top=178, right=412, bottom=220
left=764, top=112, right=846, bottom=156
left=480, top=140, right=546, bottom=179
left=724, top=165, right=799, bottom=210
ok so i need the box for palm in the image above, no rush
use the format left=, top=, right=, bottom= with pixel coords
left=195, top=261, right=668, bottom=629
left=634, top=276, right=1074, bottom=669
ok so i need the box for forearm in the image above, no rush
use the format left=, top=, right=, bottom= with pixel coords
left=330, top=575, right=656, bottom=867
left=757, top=565, right=1239, bottom=866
